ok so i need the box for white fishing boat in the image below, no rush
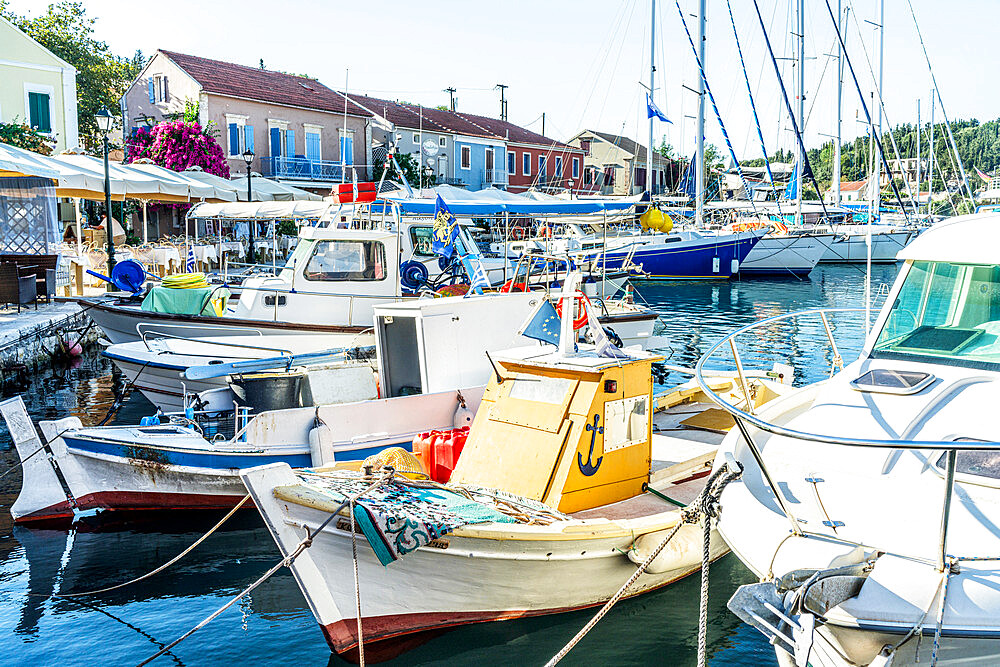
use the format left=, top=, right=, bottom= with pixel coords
left=239, top=281, right=795, bottom=659
left=700, top=213, right=1000, bottom=666
left=0, top=293, right=536, bottom=524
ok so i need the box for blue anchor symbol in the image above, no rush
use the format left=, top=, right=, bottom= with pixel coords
left=578, top=414, right=604, bottom=476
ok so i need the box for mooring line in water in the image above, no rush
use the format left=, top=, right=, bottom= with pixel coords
left=48, top=494, right=252, bottom=599
left=544, top=464, right=742, bottom=667
left=135, top=471, right=393, bottom=667
left=0, top=426, right=76, bottom=481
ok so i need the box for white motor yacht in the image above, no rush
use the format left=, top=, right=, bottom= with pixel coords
left=700, top=213, right=1000, bottom=666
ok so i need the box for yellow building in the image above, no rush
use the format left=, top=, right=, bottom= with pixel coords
left=0, top=15, right=79, bottom=152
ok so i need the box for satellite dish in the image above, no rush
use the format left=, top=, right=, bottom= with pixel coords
left=422, top=139, right=439, bottom=156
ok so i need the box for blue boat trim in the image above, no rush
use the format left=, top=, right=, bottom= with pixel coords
left=65, top=436, right=312, bottom=469
left=102, top=350, right=190, bottom=372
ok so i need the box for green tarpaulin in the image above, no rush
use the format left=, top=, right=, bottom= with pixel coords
left=141, top=286, right=229, bottom=316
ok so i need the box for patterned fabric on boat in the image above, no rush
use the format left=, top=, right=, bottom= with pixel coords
left=298, top=471, right=518, bottom=566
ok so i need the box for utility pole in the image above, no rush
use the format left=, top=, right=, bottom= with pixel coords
left=444, top=87, right=456, bottom=111
left=541, top=112, right=545, bottom=137
left=495, top=83, right=508, bottom=121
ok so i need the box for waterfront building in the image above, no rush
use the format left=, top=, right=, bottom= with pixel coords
left=121, top=50, right=372, bottom=191
left=567, top=130, right=671, bottom=196
left=0, top=15, right=79, bottom=153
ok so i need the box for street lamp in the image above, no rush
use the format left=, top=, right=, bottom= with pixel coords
left=95, top=108, right=115, bottom=285
left=242, top=148, right=255, bottom=264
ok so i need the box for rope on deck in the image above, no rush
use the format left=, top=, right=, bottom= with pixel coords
left=545, top=463, right=742, bottom=667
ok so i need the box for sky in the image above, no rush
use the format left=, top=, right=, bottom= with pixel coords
left=8, top=0, right=997, bottom=162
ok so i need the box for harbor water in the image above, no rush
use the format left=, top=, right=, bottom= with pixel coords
left=0, top=263, right=901, bottom=666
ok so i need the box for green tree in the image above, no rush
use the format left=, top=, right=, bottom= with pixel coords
left=0, top=1, right=144, bottom=150
left=372, top=152, right=426, bottom=187
left=0, top=120, right=54, bottom=154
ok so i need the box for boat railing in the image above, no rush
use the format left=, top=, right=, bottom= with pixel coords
left=140, top=328, right=295, bottom=357
left=693, top=306, right=1000, bottom=572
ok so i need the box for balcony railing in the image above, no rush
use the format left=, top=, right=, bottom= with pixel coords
left=483, top=169, right=508, bottom=186
left=261, top=156, right=367, bottom=182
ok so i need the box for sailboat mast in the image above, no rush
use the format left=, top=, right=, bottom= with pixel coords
left=648, top=0, right=655, bottom=198
left=795, top=0, right=804, bottom=225
left=872, top=0, right=884, bottom=217
left=916, top=99, right=921, bottom=217
left=695, top=0, right=706, bottom=226
left=929, top=91, right=935, bottom=213
left=833, top=0, right=843, bottom=207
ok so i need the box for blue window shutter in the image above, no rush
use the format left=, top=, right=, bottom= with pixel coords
left=306, top=132, right=320, bottom=161
left=148, top=78, right=155, bottom=104
left=243, top=125, right=254, bottom=153
left=228, top=123, right=239, bottom=156
left=285, top=129, right=295, bottom=157
left=270, top=127, right=281, bottom=157
left=344, top=137, right=353, bottom=166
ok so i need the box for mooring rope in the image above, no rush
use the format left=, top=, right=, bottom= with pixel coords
left=545, top=464, right=741, bottom=666
left=51, top=494, right=252, bottom=598
left=135, top=470, right=392, bottom=667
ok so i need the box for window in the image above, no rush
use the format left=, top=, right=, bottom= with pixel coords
left=507, top=151, right=516, bottom=175
left=439, top=136, right=447, bottom=147
left=303, top=240, right=386, bottom=282
left=485, top=147, right=494, bottom=172
left=155, top=75, right=169, bottom=103
left=460, top=145, right=471, bottom=170
left=604, top=166, right=616, bottom=186
left=554, top=156, right=563, bottom=179
left=522, top=152, right=531, bottom=176
left=572, top=157, right=580, bottom=179
left=580, top=139, right=591, bottom=155
left=873, top=261, right=1000, bottom=369
left=413, top=133, right=420, bottom=144
left=226, top=116, right=250, bottom=156
left=409, top=226, right=435, bottom=257
left=538, top=155, right=547, bottom=180
left=339, top=129, right=354, bottom=166
left=584, top=168, right=592, bottom=185
left=27, top=91, right=51, bottom=133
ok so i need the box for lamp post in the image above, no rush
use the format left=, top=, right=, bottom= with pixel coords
left=95, top=108, right=116, bottom=285
left=242, top=148, right=255, bottom=264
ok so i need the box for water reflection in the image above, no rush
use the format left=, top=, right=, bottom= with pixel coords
left=0, top=265, right=903, bottom=665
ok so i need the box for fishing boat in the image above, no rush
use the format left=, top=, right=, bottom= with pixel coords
left=239, top=282, right=794, bottom=659
left=701, top=213, right=1000, bottom=666
left=0, top=293, right=538, bottom=524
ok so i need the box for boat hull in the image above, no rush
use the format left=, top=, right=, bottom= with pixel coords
left=737, top=233, right=833, bottom=277
left=818, top=229, right=912, bottom=263
left=600, top=231, right=764, bottom=280
left=242, top=463, right=727, bottom=656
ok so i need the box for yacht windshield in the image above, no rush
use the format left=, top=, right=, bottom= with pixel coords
left=872, top=260, right=1000, bottom=369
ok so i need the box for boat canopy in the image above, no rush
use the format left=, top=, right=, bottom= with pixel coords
left=897, top=213, right=1000, bottom=264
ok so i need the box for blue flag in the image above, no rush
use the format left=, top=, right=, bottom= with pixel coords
left=186, top=246, right=196, bottom=272
left=646, top=94, right=672, bottom=123
left=783, top=162, right=798, bottom=201
left=520, top=299, right=561, bottom=347
left=432, top=195, right=459, bottom=260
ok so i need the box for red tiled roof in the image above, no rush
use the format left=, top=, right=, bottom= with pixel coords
left=159, top=50, right=370, bottom=117
left=839, top=179, right=867, bottom=191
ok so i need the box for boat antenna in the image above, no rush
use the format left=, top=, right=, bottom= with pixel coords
left=749, top=0, right=830, bottom=222
left=484, top=350, right=504, bottom=384
left=821, top=0, right=909, bottom=223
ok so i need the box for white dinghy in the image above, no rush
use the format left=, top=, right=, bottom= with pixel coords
left=703, top=213, right=1000, bottom=666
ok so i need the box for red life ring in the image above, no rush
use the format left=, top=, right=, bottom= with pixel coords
left=556, top=292, right=591, bottom=330
left=511, top=227, right=526, bottom=240
left=500, top=280, right=529, bottom=293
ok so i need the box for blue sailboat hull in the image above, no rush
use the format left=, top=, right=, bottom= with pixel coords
left=600, top=231, right=764, bottom=280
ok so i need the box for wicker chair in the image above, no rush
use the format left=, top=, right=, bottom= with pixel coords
left=0, top=263, right=37, bottom=312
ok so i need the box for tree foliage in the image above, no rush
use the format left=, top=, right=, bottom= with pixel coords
left=0, top=1, right=144, bottom=150
left=0, top=120, right=54, bottom=155
left=372, top=152, right=426, bottom=188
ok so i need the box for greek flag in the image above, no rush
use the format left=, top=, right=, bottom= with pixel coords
left=646, top=94, right=672, bottom=123
left=186, top=246, right=196, bottom=272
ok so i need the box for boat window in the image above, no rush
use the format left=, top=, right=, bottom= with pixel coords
left=935, top=443, right=1000, bottom=481
left=409, top=226, right=435, bottom=257
left=604, top=395, right=648, bottom=452
left=872, top=261, right=1000, bottom=369
left=303, top=240, right=386, bottom=282
left=508, top=376, right=572, bottom=404
left=278, top=239, right=313, bottom=280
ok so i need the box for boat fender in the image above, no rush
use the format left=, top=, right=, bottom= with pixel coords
left=140, top=415, right=161, bottom=427
left=627, top=523, right=701, bottom=574
left=308, top=423, right=336, bottom=467
left=453, top=391, right=474, bottom=428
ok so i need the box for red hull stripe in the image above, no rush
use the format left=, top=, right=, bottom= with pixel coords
left=13, top=491, right=250, bottom=523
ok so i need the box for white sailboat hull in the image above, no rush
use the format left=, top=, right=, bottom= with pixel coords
left=818, top=229, right=913, bottom=263
left=738, top=233, right=834, bottom=277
